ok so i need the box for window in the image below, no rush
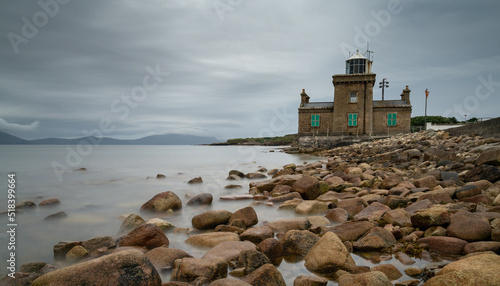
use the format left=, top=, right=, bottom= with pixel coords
left=349, top=92, right=357, bottom=103
left=388, top=113, right=397, bottom=126
left=348, top=113, right=357, bottom=126
left=311, top=114, right=320, bottom=127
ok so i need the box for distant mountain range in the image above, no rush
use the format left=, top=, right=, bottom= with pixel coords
left=0, top=131, right=221, bottom=145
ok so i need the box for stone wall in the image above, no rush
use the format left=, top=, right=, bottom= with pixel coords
left=298, top=108, right=333, bottom=136
left=297, top=135, right=379, bottom=152
left=446, top=117, right=500, bottom=138
left=373, top=107, right=411, bottom=135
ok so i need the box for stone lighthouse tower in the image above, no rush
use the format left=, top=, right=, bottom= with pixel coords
left=332, top=50, right=376, bottom=136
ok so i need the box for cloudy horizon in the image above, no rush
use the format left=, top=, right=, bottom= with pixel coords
left=1, top=0, right=499, bottom=140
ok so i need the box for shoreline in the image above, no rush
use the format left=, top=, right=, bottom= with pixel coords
left=3, top=130, right=500, bottom=285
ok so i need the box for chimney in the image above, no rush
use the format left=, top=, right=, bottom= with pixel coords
left=400, top=85, right=411, bottom=104
left=300, top=89, right=310, bottom=105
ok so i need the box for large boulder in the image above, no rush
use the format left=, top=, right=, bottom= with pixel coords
left=187, top=193, right=213, bottom=206
left=352, top=227, right=397, bottom=251
left=82, top=236, right=116, bottom=253
left=192, top=210, right=233, bottom=230
left=423, top=253, right=500, bottom=286
left=295, top=201, right=329, bottom=215
left=293, top=275, right=328, bottom=286
left=417, top=236, right=468, bottom=254
left=240, top=226, right=274, bottom=244
left=249, top=175, right=302, bottom=193
left=119, top=224, right=169, bottom=250
left=326, top=221, right=374, bottom=241
left=413, top=175, right=439, bottom=189
left=464, top=241, right=500, bottom=254
left=145, top=246, right=192, bottom=272
left=241, top=264, right=286, bottom=286
left=32, top=249, right=160, bottom=286
left=464, top=165, right=500, bottom=183
left=353, top=202, right=390, bottom=221
left=382, top=209, right=411, bottom=227
left=410, top=207, right=450, bottom=228
left=229, top=207, right=258, bottom=227
left=290, top=175, right=321, bottom=200
left=257, top=238, right=284, bottom=261
left=281, top=230, right=320, bottom=258
left=140, top=191, right=182, bottom=212
left=185, top=232, right=240, bottom=248
left=447, top=219, right=492, bottom=242
left=304, top=232, right=357, bottom=278
left=118, top=214, right=146, bottom=234
left=338, top=271, right=392, bottom=286
left=171, top=258, right=227, bottom=285
left=325, top=208, right=349, bottom=223
left=238, top=250, right=271, bottom=275
left=210, top=279, right=251, bottom=285
left=265, top=217, right=311, bottom=234
left=475, top=147, right=500, bottom=166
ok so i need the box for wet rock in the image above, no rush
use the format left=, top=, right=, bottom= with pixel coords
left=293, top=275, right=328, bottom=286
left=417, top=236, right=468, bottom=254
left=371, top=264, right=403, bottom=280
left=238, top=250, right=271, bottom=275
left=146, top=218, right=174, bottom=231
left=39, top=198, right=60, bottom=206
left=295, top=200, right=329, bottom=215
left=186, top=193, right=213, bottom=206
left=423, top=253, right=500, bottom=286
left=267, top=192, right=303, bottom=203
left=192, top=210, right=233, bottom=230
left=353, top=202, right=390, bottom=221
left=240, top=226, right=274, bottom=244
left=382, top=209, right=411, bottom=227
left=82, top=236, right=115, bottom=253
left=410, top=207, right=450, bottom=228
left=257, top=238, right=284, bottom=260
left=338, top=270, right=392, bottom=286
left=464, top=241, right=500, bottom=254
left=395, top=252, right=415, bottom=265
left=119, top=223, right=169, bottom=250
left=17, top=200, right=36, bottom=208
left=53, top=241, right=82, bottom=261
left=185, top=232, right=240, bottom=248
left=66, top=245, right=88, bottom=262
left=171, top=257, right=227, bottom=285
left=447, top=219, right=492, bottom=241
left=281, top=230, right=319, bottom=258
left=290, top=175, right=321, bottom=200
left=215, top=225, right=245, bottom=234
left=140, top=191, right=182, bottom=213
left=230, top=207, right=258, bottom=227
left=32, top=249, right=160, bottom=286
left=246, top=172, right=267, bottom=179
left=304, top=232, right=357, bottom=277
left=326, top=221, right=374, bottom=241
left=118, top=213, right=146, bottom=234
left=353, top=227, right=397, bottom=251
left=146, top=246, right=192, bottom=271
left=249, top=174, right=302, bottom=193
left=188, top=177, right=203, bottom=184
left=404, top=267, right=423, bottom=277
left=266, top=217, right=311, bottom=233
left=229, top=170, right=245, bottom=179
left=270, top=185, right=291, bottom=196
left=241, top=264, right=286, bottom=286
left=210, top=278, right=251, bottom=285
left=325, top=208, right=349, bottom=223
left=464, top=164, right=500, bottom=183
left=278, top=198, right=302, bottom=210
left=203, top=241, right=256, bottom=264
left=475, top=146, right=500, bottom=166
left=44, top=211, right=67, bottom=221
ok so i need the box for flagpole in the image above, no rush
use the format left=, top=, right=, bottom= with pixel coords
left=424, top=89, right=429, bottom=130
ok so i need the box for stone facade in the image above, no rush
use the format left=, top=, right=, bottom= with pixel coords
left=298, top=51, right=412, bottom=137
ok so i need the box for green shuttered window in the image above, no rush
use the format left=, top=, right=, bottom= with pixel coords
left=388, top=113, right=397, bottom=126
left=348, top=113, right=357, bottom=126
left=311, top=114, right=320, bottom=127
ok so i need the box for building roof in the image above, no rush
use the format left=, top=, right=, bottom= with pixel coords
left=300, top=102, right=334, bottom=110
left=347, top=50, right=367, bottom=61
left=373, top=100, right=411, bottom=107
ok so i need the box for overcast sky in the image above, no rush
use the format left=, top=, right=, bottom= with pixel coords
left=1, top=0, right=499, bottom=140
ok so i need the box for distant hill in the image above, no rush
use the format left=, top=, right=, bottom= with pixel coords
left=0, top=132, right=221, bottom=145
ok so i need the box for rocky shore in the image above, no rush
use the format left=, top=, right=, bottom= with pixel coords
left=3, top=130, right=500, bottom=285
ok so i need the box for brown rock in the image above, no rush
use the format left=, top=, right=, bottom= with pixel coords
left=257, top=238, right=284, bottom=260
left=464, top=241, right=500, bottom=254
left=290, top=175, right=321, bottom=200
left=281, top=230, right=319, bottom=258
left=246, top=172, right=267, bottom=179
left=146, top=246, right=192, bottom=271
left=337, top=198, right=368, bottom=217
left=185, top=232, right=240, bottom=248
left=295, top=200, right=329, bottom=215
left=171, top=258, right=227, bottom=285
left=209, top=279, right=251, bottom=286
left=455, top=185, right=482, bottom=199
left=414, top=176, right=439, bottom=189
left=338, top=271, right=392, bottom=286
left=271, top=185, right=291, bottom=196
left=353, top=202, right=390, bottom=221
left=326, top=221, right=374, bottom=241
left=140, top=191, right=182, bottom=213
left=249, top=174, right=302, bottom=193
left=238, top=250, right=271, bottom=275
left=186, top=193, right=213, bottom=206
left=202, top=241, right=256, bottom=264
left=410, top=207, right=450, bottom=228
left=119, top=224, right=169, bottom=250
left=405, top=199, right=433, bottom=214
left=32, top=249, right=160, bottom=286
left=39, top=198, right=60, bottom=206
left=417, top=236, right=468, bottom=254
left=371, top=264, right=403, bottom=280
left=293, top=275, right=328, bottom=286
left=352, top=227, right=397, bottom=251
left=188, top=177, right=203, bottom=184
left=240, top=226, right=274, bottom=244
left=475, top=147, right=500, bottom=166
left=325, top=208, right=349, bottom=223
left=267, top=192, right=303, bottom=203
left=66, top=245, right=88, bottom=262
left=383, top=209, right=411, bottom=227
left=118, top=214, right=146, bottom=234
left=447, top=219, right=492, bottom=241
left=192, top=210, right=233, bottom=230
left=229, top=207, right=258, bottom=227
left=464, top=164, right=500, bottom=183
left=381, top=176, right=404, bottom=190
left=265, top=217, right=311, bottom=234
left=241, top=264, right=285, bottom=286
left=82, top=236, right=116, bottom=252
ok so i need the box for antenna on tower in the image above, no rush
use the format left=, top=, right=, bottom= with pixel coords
left=366, top=43, right=374, bottom=61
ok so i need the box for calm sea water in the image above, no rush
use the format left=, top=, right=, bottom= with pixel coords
left=0, top=145, right=427, bottom=284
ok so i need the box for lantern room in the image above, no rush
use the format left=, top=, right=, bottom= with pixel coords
left=345, top=50, right=373, bottom=74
